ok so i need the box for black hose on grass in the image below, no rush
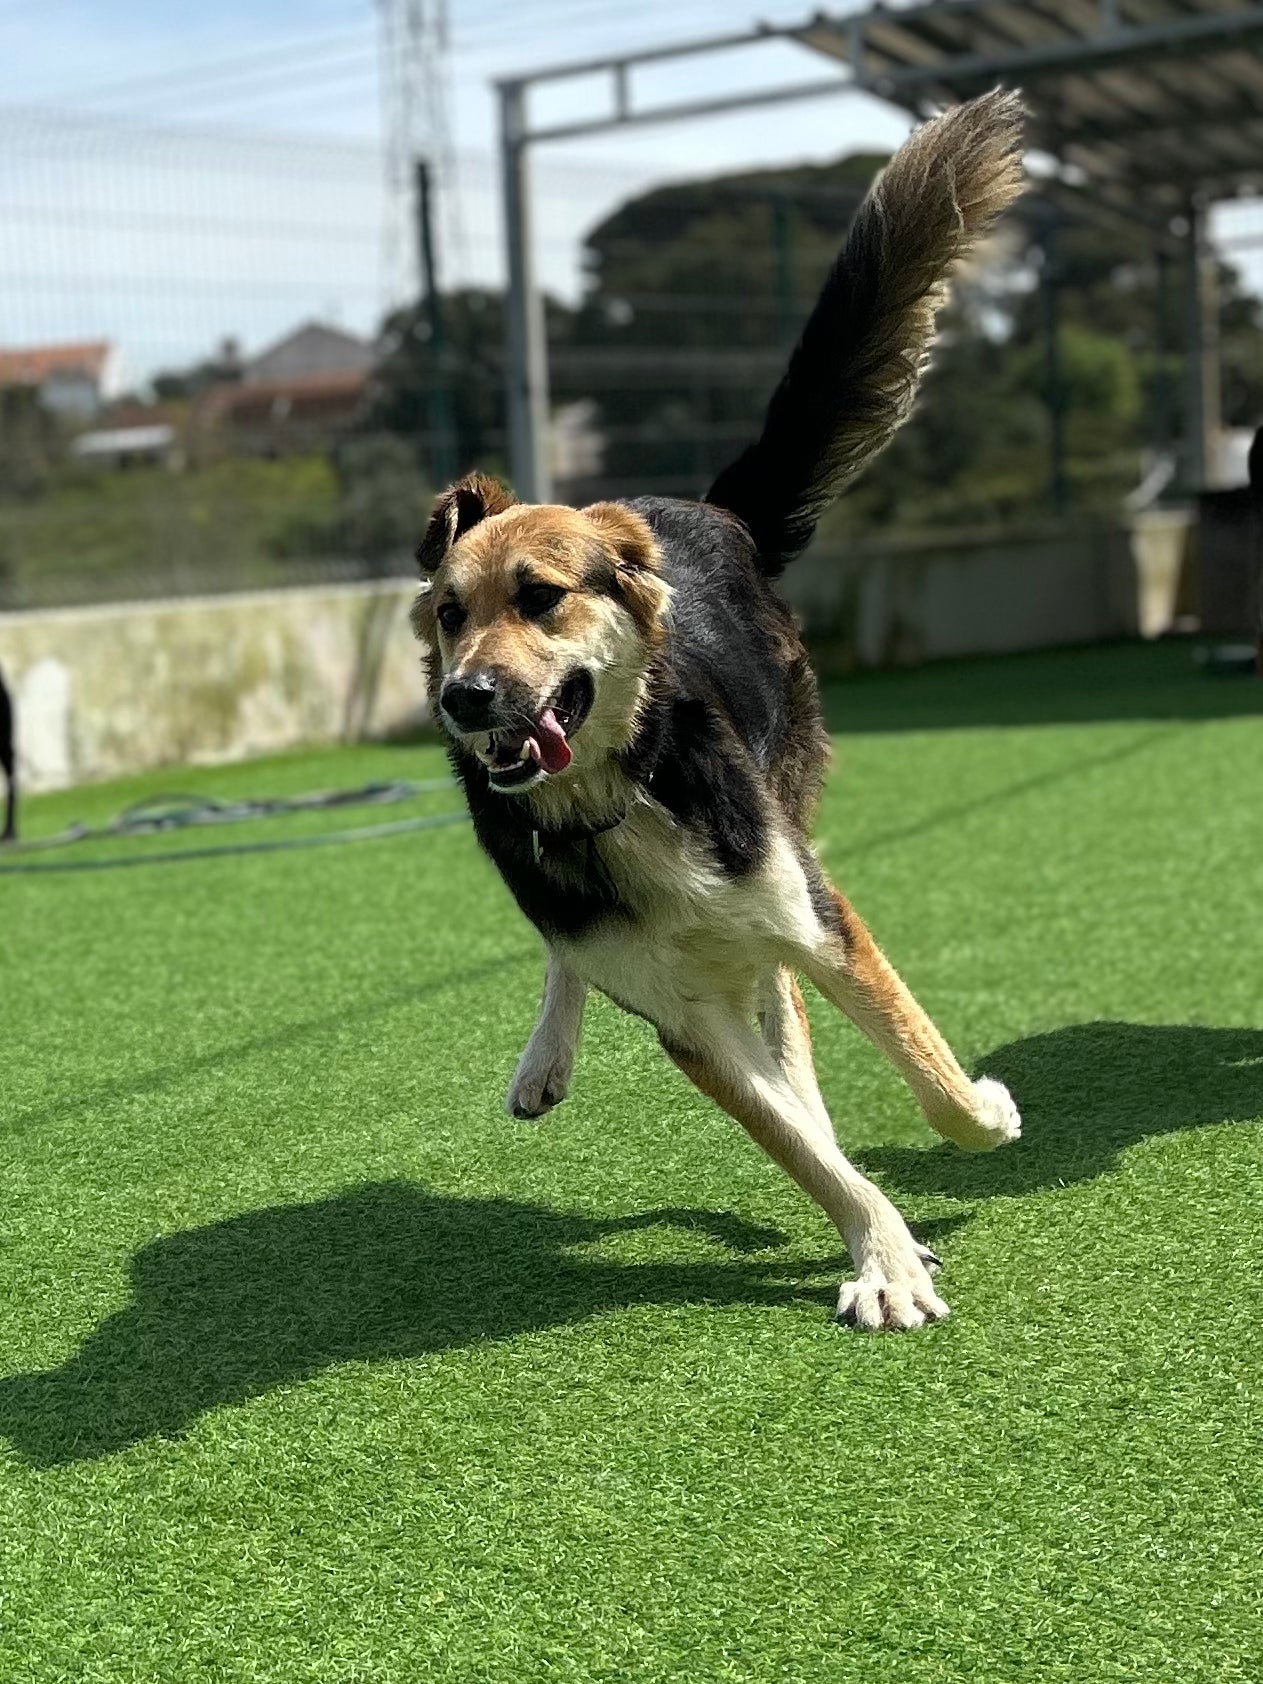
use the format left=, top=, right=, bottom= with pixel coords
left=0, top=780, right=469, bottom=876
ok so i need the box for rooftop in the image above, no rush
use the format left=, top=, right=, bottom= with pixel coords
left=0, top=340, right=112, bottom=387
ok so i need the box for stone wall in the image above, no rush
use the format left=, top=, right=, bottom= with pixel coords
left=0, top=516, right=1189, bottom=791
left=0, top=578, right=427, bottom=792
left=779, top=518, right=1174, bottom=673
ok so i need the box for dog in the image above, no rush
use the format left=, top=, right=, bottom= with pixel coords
left=1251, top=425, right=1263, bottom=672
left=411, top=91, right=1026, bottom=1331
left=0, top=664, right=15, bottom=844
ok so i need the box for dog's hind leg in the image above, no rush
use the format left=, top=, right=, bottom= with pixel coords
left=662, top=1006, right=947, bottom=1331
left=506, top=948, right=586, bottom=1119
left=801, top=887, right=1021, bottom=1154
left=756, top=967, right=833, bottom=1142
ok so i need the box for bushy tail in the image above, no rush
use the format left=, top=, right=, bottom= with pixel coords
left=705, top=88, right=1026, bottom=575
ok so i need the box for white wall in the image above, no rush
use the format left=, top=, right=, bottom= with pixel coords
left=0, top=577, right=428, bottom=793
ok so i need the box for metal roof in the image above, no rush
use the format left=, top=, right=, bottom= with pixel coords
left=794, top=1, right=1263, bottom=213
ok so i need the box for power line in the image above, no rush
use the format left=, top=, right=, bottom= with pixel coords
left=27, top=0, right=755, bottom=114
left=0, top=104, right=382, bottom=166
left=103, top=54, right=384, bottom=119
left=0, top=201, right=382, bottom=243
left=37, top=28, right=376, bottom=108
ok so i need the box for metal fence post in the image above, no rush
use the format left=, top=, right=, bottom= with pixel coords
left=1040, top=215, right=1068, bottom=517
left=415, top=157, right=458, bottom=487
left=499, top=81, right=553, bottom=502
left=1182, top=197, right=1220, bottom=491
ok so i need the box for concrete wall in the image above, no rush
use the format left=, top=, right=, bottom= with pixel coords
left=0, top=516, right=1190, bottom=792
left=780, top=519, right=1167, bottom=673
left=0, top=577, right=427, bottom=792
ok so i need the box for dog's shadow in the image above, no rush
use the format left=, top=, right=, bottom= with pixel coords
left=864, top=1020, right=1263, bottom=1201
left=5, top=1024, right=1254, bottom=1467
left=0, top=1189, right=854, bottom=1467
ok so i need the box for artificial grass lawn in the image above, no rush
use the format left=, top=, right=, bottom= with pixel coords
left=2, top=640, right=1261, bottom=1683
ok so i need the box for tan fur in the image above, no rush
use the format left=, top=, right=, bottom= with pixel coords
left=801, top=889, right=1020, bottom=1153
left=412, top=491, right=669, bottom=772
left=506, top=951, right=586, bottom=1119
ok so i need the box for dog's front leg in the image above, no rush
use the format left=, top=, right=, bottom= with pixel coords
left=661, top=1005, right=948, bottom=1332
left=506, top=949, right=587, bottom=1119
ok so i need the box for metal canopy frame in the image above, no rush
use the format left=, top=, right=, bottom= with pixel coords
left=498, top=0, right=1263, bottom=499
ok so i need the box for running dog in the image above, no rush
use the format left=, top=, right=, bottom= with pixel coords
left=412, top=91, right=1026, bottom=1331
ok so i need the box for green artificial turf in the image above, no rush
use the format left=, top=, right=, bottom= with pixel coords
left=2, top=640, right=1261, bottom=1683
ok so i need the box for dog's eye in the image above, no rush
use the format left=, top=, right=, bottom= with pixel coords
left=437, top=601, right=466, bottom=634
left=518, top=582, right=565, bottom=618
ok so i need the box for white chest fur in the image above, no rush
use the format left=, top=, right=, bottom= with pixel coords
left=549, top=799, right=824, bottom=1038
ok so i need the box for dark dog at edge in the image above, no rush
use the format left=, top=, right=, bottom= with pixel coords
left=0, top=664, right=15, bottom=843
left=411, top=91, right=1026, bottom=1331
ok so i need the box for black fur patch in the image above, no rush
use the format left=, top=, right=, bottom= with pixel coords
left=451, top=745, right=628, bottom=942
left=581, top=554, right=621, bottom=598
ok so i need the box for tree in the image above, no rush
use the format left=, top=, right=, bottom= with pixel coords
left=559, top=158, right=883, bottom=497
left=0, top=387, right=67, bottom=500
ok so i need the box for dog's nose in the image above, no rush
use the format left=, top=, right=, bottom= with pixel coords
left=441, top=671, right=498, bottom=731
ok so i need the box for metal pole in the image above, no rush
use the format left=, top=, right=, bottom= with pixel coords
left=1154, top=242, right=1174, bottom=452
left=772, top=193, right=796, bottom=348
left=499, top=81, right=552, bottom=502
left=1040, top=219, right=1068, bottom=518
left=1182, top=198, right=1220, bottom=490
left=415, top=158, right=458, bottom=487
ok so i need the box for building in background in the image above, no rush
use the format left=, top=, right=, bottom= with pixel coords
left=196, top=321, right=374, bottom=456
left=241, top=322, right=373, bottom=388
left=72, top=405, right=182, bottom=472
left=0, top=341, right=121, bottom=421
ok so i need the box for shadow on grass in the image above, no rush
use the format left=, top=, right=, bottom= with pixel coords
left=863, top=1021, right=1263, bottom=1202
left=0, top=1187, right=848, bottom=1467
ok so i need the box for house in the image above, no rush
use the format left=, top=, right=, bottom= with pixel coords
left=195, top=322, right=373, bottom=455
left=242, top=322, right=373, bottom=387
left=0, top=340, right=120, bottom=420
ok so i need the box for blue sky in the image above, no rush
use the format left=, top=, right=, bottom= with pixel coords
left=0, top=0, right=908, bottom=156
left=0, top=1, right=917, bottom=379
left=1, top=2, right=1258, bottom=384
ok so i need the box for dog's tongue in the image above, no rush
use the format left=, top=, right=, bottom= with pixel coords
left=529, top=707, right=572, bottom=774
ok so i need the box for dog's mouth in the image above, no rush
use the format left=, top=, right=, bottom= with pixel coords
left=475, top=670, right=594, bottom=792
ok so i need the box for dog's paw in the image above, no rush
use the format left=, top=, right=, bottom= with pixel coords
left=505, top=1050, right=572, bottom=1120
left=962, top=1077, right=1022, bottom=1152
left=929, top=1077, right=1022, bottom=1153
left=836, top=1250, right=950, bottom=1332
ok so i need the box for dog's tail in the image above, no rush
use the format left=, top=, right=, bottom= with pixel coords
left=705, top=89, right=1026, bottom=576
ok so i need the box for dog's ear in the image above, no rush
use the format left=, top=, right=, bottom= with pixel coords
left=583, top=501, right=669, bottom=641
left=582, top=501, right=659, bottom=574
left=416, top=473, right=516, bottom=573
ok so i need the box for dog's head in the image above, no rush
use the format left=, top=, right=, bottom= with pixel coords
left=411, top=474, right=669, bottom=793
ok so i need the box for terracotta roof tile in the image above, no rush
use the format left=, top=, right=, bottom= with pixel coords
left=0, top=340, right=111, bottom=386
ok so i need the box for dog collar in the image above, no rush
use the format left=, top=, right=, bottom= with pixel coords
left=531, top=809, right=626, bottom=864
